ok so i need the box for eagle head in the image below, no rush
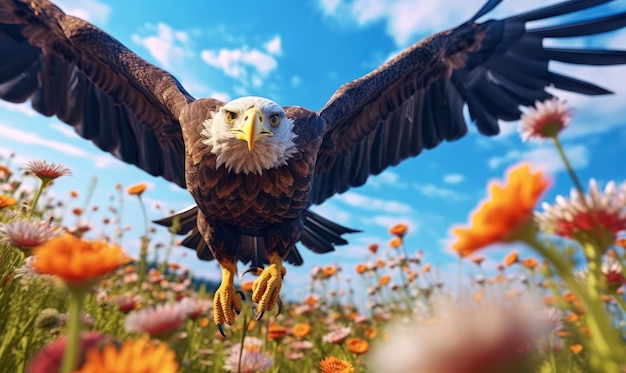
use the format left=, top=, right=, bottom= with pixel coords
left=201, top=96, right=298, bottom=175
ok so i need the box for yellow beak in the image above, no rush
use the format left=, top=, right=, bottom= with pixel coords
left=230, top=107, right=274, bottom=151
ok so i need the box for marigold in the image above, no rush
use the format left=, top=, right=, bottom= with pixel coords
left=74, top=337, right=178, bottom=373
left=378, top=275, right=391, bottom=286
left=522, top=258, right=538, bottom=269
left=355, top=264, right=368, bottom=274
left=451, top=164, right=550, bottom=257
left=364, top=326, right=378, bottom=339
left=323, top=265, right=338, bottom=278
left=503, top=251, right=518, bottom=267
left=346, top=337, right=369, bottom=355
left=127, top=182, right=148, bottom=196
left=319, top=356, right=355, bottom=373
left=0, top=195, right=15, bottom=209
left=32, top=234, right=130, bottom=288
left=388, top=237, right=402, bottom=249
left=267, top=324, right=288, bottom=341
left=389, top=223, right=408, bottom=237
left=291, top=323, right=312, bottom=339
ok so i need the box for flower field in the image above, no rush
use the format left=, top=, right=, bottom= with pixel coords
left=1, top=98, right=626, bottom=372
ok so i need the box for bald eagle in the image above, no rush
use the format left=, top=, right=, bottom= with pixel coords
left=2, top=0, right=626, bottom=331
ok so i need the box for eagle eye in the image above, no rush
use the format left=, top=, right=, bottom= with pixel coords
left=224, top=110, right=237, bottom=124
left=269, top=114, right=281, bottom=127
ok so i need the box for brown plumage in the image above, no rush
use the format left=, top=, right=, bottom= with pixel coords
left=2, top=0, right=626, bottom=328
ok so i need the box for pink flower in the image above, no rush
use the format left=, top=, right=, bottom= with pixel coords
left=1, top=220, right=60, bottom=249
left=124, top=300, right=191, bottom=338
left=23, top=160, right=71, bottom=184
left=519, top=98, right=572, bottom=141
left=322, top=326, right=351, bottom=344
left=223, top=337, right=273, bottom=373
left=27, top=332, right=108, bottom=373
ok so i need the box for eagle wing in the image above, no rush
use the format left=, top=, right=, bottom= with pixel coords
left=309, top=0, right=626, bottom=205
left=0, top=0, right=195, bottom=187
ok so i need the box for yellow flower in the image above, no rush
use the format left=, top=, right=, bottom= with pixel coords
left=319, top=356, right=354, bottom=373
left=451, top=164, right=549, bottom=257
left=0, top=195, right=16, bottom=209
left=346, top=337, right=369, bottom=355
left=33, top=234, right=130, bottom=288
left=127, top=182, right=148, bottom=196
left=74, top=337, right=178, bottom=373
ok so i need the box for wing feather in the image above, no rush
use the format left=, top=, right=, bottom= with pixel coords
left=310, top=0, right=626, bottom=205
left=0, top=0, right=193, bottom=187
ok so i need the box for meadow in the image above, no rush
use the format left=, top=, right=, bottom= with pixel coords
left=1, top=98, right=626, bottom=372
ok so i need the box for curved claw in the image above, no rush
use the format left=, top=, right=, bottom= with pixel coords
left=276, top=297, right=283, bottom=316
left=241, top=266, right=264, bottom=279
left=236, top=290, right=246, bottom=301
left=217, top=324, right=226, bottom=338
left=252, top=306, right=265, bottom=321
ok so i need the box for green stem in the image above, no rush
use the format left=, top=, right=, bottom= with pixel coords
left=60, top=290, right=85, bottom=373
left=552, top=136, right=585, bottom=195
left=525, top=236, right=622, bottom=372
left=28, top=180, right=47, bottom=219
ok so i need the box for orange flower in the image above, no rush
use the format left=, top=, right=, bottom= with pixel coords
left=323, top=265, right=338, bottom=278
left=239, top=280, right=254, bottom=292
left=127, top=182, right=148, bottom=196
left=388, top=237, right=402, bottom=249
left=74, top=337, right=178, bottom=373
left=346, top=337, right=369, bottom=355
left=268, top=324, right=288, bottom=341
left=70, top=190, right=79, bottom=198
left=503, top=251, right=518, bottom=267
left=389, top=223, right=408, bottom=237
left=355, top=264, right=368, bottom=274
left=319, top=356, right=354, bottom=373
left=291, top=323, right=312, bottom=339
left=569, top=344, right=584, bottom=354
left=368, top=244, right=379, bottom=254
left=33, top=233, right=130, bottom=288
left=451, top=164, right=549, bottom=257
left=471, top=256, right=485, bottom=266
left=422, top=263, right=431, bottom=273
left=522, top=258, right=538, bottom=269
left=0, top=195, right=16, bottom=209
left=378, top=275, right=391, bottom=286
left=364, top=327, right=378, bottom=339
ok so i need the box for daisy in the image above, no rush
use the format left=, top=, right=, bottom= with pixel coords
left=519, top=98, right=573, bottom=142
left=223, top=337, right=273, bottom=373
left=23, top=160, right=71, bottom=185
left=1, top=220, right=60, bottom=250
left=322, top=325, right=351, bottom=344
left=536, top=179, right=626, bottom=244
left=125, top=299, right=191, bottom=338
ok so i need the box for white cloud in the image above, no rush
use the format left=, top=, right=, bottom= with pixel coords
left=0, top=123, right=119, bottom=169
left=311, top=201, right=354, bottom=225
left=132, top=23, right=193, bottom=69
left=443, top=173, right=464, bottom=184
left=50, top=123, right=81, bottom=139
left=366, top=170, right=408, bottom=189
left=56, top=0, right=111, bottom=26
left=412, top=182, right=467, bottom=201
left=335, top=191, right=413, bottom=214
left=264, top=36, right=283, bottom=55
left=201, top=36, right=282, bottom=87
left=0, top=101, right=37, bottom=117
left=366, top=214, right=418, bottom=232
left=488, top=144, right=589, bottom=174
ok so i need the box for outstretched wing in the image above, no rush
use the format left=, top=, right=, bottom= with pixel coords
left=0, top=0, right=194, bottom=187
left=310, top=0, right=626, bottom=205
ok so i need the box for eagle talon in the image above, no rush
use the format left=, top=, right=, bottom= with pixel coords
left=213, top=260, right=242, bottom=327
left=252, top=306, right=264, bottom=321
left=241, top=266, right=264, bottom=279
left=251, top=254, right=286, bottom=320
left=217, top=324, right=226, bottom=338
left=236, top=290, right=246, bottom=301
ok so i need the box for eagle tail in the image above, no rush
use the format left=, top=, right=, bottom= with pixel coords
left=153, top=206, right=359, bottom=265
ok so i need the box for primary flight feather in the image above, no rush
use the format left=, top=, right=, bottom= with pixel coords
left=2, top=0, right=626, bottom=330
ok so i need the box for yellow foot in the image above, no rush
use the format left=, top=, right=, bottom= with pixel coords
left=252, top=253, right=286, bottom=320
left=213, top=260, right=243, bottom=336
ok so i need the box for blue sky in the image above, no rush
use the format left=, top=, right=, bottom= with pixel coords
left=1, top=0, right=626, bottom=297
